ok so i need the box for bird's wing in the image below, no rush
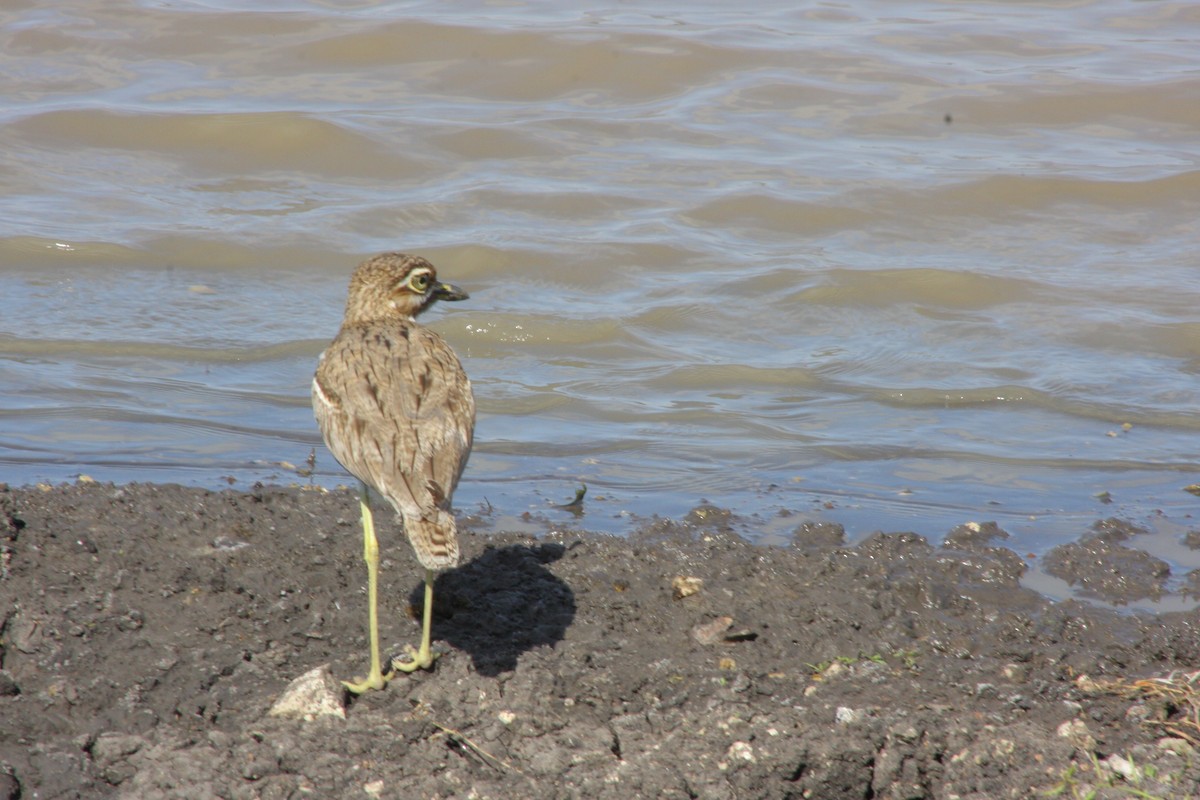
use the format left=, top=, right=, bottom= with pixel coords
left=312, top=322, right=475, bottom=519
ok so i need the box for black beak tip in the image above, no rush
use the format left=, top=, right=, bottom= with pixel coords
left=433, top=282, right=469, bottom=302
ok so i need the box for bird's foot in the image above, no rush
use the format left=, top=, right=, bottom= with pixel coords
left=390, top=644, right=439, bottom=674
left=342, top=665, right=395, bottom=694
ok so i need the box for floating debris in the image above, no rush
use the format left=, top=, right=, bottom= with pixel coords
left=554, top=484, right=587, bottom=515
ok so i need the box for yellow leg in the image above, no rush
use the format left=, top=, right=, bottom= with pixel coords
left=391, top=568, right=439, bottom=673
left=343, top=484, right=394, bottom=694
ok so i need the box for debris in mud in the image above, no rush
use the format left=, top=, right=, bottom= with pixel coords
left=671, top=575, right=703, bottom=599
left=691, top=615, right=733, bottom=645
left=1106, top=669, right=1200, bottom=749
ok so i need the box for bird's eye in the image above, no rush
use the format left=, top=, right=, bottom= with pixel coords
left=408, top=272, right=431, bottom=292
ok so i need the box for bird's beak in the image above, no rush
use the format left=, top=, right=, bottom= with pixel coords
left=432, top=282, right=469, bottom=302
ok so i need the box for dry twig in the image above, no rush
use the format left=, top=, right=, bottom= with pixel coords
left=411, top=703, right=525, bottom=775
left=1112, top=669, right=1200, bottom=747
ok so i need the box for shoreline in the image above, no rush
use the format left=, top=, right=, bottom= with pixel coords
left=2, top=481, right=1199, bottom=798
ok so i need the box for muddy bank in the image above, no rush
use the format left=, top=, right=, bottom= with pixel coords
left=2, top=482, right=1199, bottom=799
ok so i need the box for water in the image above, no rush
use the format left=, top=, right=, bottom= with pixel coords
left=2, top=1, right=1199, bottom=598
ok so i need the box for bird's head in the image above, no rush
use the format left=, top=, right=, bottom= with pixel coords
left=343, top=252, right=469, bottom=324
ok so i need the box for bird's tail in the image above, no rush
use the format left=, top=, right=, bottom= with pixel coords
left=404, top=510, right=461, bottom=570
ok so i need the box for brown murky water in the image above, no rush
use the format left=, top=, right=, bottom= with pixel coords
left=2, top=1, right=1199, bottom=599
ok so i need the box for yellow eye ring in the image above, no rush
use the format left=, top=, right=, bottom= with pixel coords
left=408, top=272, right=431, bottom=292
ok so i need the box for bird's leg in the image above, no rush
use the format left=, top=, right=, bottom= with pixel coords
left=391, top=568, right=439, bottom=672
left=343, top=484, right=394, bottom=694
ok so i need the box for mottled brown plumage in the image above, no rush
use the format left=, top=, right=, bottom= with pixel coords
left=312, top=252, right=474, bottom=692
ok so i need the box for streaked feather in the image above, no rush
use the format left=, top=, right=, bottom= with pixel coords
left=312, top=253, right=475, bottom=570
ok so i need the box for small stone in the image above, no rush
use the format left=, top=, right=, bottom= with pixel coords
left=672, top=576, right=704, bottom=599
left=91, top=732, right=146, bottom=784
left=1101, top=754, right=1141, bottom=782
left=727, top=741, right=754, bottom=763
left=692, top=616, right=733, bottom=645
left=91, top=732, right=145, bottom=764
left=1124, top=703, right=1151, bottom=723
left=1157, top=737, right=1195, bottom=757
left=117, top=610, right=145, bottom=632
left=823, top=662, right=847, bottom=679
left=836, top=706, right=865, bottom=725
left=268, top=664, right=346, bottom=720
left=208, top=730, right=234, bottom=749
left=1056, top=719, right=1095, bottom=751
left=1000, top=663, right=1028, bottom=683
left=212, top=536, right=250, bottom=551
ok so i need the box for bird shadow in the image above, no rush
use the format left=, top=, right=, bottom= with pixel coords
left=403, top=542, right=575, bottom=677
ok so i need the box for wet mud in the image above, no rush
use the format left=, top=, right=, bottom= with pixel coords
left=2, top=483, right=1199, bottom=799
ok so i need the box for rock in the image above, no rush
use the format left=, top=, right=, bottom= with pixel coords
left=91, top=732, right=146, bottom=767
left=1101, top=753, right=1142, bottom=782
left=91, top=732, right=147, bottom=786
left=836, top=707, right=866, bottom=725
left=1158, top=737, right=1195, bottom=757
left=268, top=665, right=346, bottom=721
left=671, top=575, right=703, bottom=599
left=725, top=741, right=754, bottom=765
left=1056, top=719, right=1096, bottom=751
left=691, top=616, right=733, bottom=645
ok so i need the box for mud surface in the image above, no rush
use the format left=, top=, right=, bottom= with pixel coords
left=3, top=482, right=1200, bottom=799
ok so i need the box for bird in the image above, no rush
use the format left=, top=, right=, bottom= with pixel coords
left=312, top=252, right=475, bottom=693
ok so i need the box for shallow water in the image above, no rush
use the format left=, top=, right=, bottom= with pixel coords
left=2, top=1, right=1199, bottom=595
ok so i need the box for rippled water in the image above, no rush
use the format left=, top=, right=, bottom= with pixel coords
left=2, top=1, right=1199, bottom=594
